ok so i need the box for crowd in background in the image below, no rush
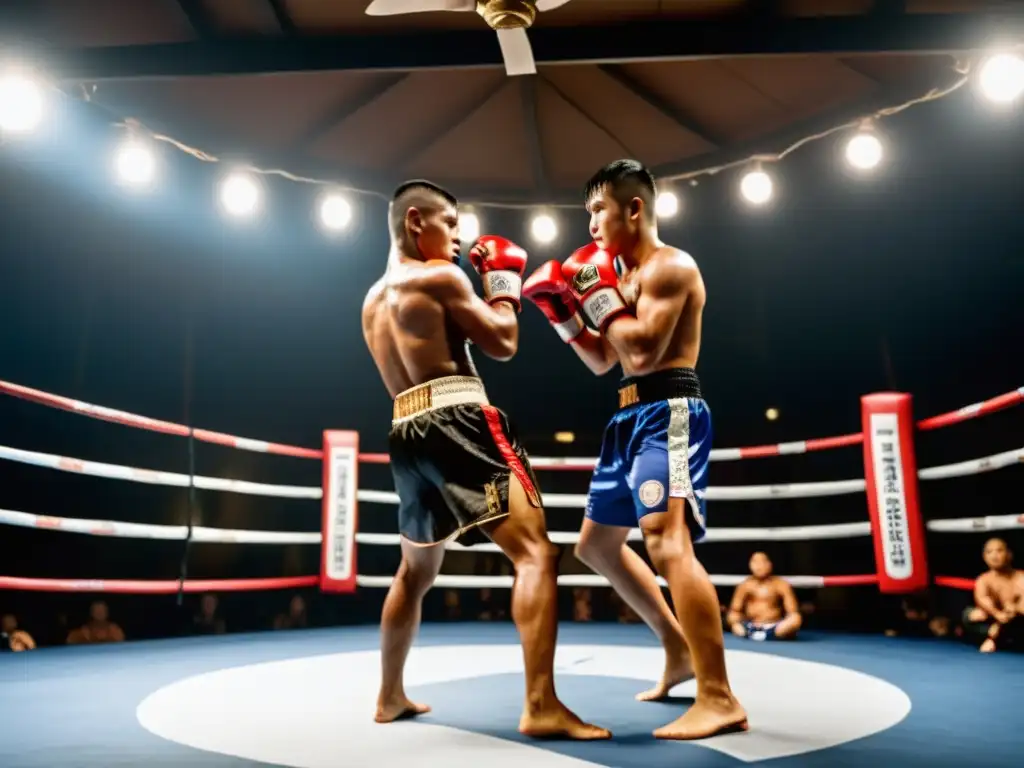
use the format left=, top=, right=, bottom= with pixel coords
left=4, top=537, right=1019, bottom=655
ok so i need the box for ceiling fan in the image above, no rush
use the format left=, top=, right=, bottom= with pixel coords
left=365, top=0, right=573, bottom=76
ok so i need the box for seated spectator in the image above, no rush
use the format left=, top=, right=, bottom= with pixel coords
left=67, top=601, right=125, bottom=645
left=962, top=538, right=1023, bottom=653
left=573, top=588, right=592, bottom=622
left=191, top=594, right=226, bottom=635
left=1, top=613, right=36, bottom=652
left=726, top=552, right=802, bottom=641
left=273, top=594, right=309, bottom=630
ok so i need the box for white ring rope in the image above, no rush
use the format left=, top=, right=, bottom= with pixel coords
left=0, top=444, right=320, bottom=499
left=355, top=574, right=833, bottom=589
left=925, top=514, right=1024, bottom=533
left=0, top=507, right=871, bottom=545
left=0, top=442, right=1018, bottom=506
left=916, top=446, right=1024, bottom=480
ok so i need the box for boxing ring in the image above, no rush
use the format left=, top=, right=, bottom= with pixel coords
left=1, top=378, right=1022, bottom=767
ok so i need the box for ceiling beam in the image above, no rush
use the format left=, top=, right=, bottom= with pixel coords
left=176, top=0, right=218, bottom=39
left=42, top=12, right=1022, bottom=82
left=265, top=0, right=296, bottom=34
left=597, top=64, right=722, bottom=148
left=520, top=76, right=548, bottom=193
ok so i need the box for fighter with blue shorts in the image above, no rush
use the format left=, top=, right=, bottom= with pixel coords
left=523, top=159, right=747, bottom=740
left=587, top=368, right=711, bottom=543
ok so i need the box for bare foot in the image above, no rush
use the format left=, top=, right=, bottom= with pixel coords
left=636, top=653, right=695, bottom=702
left=980, top=638, right=996, bottom=653
left=653, top=696, right=748, bottom=741
left=519, top=703, right=612, bottom=740
left=375, top=696, right=431, bottom=723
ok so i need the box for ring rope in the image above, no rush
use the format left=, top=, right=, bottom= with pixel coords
left=916, top=386, right=1024, bottom=432
left=4, top=379, right=1019, bottom=468
left=0, top=575, right=318, bottom=594
left=354, top=573, right=879, bottom=589
left=1, top=441, right=1017, bottom=505
left=0, top=507, right=874, bottom=545
left=3, top=502, right=1017, bottom=547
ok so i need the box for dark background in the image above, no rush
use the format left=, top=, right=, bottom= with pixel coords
left=1, top=81, right=1021, bottom=641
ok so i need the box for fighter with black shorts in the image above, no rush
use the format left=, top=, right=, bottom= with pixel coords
left=362, top=179, right=608, bottom=740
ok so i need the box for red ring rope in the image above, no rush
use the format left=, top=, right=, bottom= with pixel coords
left=4, top=378, right=1017, bottom=467
left=0, top=575, right=318, bottom=594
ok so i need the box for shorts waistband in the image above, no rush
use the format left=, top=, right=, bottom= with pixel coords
left=618, top=368, right=702, bottom=409
left=393, top=376, right=489, bottom=424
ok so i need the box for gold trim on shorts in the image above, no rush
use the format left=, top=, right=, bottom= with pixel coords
left=392, top=376, right=489, bottom=424
left=618, top=382, right=639, bottom=409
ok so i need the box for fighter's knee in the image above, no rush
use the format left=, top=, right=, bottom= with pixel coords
left=643, top=527, right=687, bottom=570
left=396, top=558, right=436, bottom=596
left=514, top=539, right=559, bottom=572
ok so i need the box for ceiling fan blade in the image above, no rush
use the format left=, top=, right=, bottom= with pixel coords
left=536, top=0, right=574, bottom=11
left=496, top=28, right=536, bottom=76
left=365, top=0, right=473, bottom=16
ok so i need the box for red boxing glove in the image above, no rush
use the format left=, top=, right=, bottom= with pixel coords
left=523, top=261, right=586, bottom=343
left=469, top=235, right=529, bottom=311
left=561, top=242, right=629, bottom=332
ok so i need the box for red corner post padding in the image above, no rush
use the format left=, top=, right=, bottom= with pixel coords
left=320, top=430, right=360, bottom=594
left=860, top=393, right=929, bottom=593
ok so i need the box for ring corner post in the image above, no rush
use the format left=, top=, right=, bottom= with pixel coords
left=860, top=392, right=929, bottom=594
left=320, top=430, right=360, bottom=594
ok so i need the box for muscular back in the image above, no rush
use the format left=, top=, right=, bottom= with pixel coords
left=363, top=261, right=478, bottom=398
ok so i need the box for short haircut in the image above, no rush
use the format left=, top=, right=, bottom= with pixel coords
left=584, top=159, right=657, bottom=221
left=389, top=179, right=457, bottom=240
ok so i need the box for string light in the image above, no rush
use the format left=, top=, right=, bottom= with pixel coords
left=978, top=52, right=1024, bottom=104
left=0, top=70, right=45, bottom=134
left=765, top=408, right=779, bottom=421
left=458, top=211, right=480, bottom=243
left=0, top=48, right=1018, bottom=227
left=655, top=191, right=680, bottom=219
left=554, top=431, right=575, bottom=444
left=845, top=127, right=884, bottom=171
left=530, top=213, right=558, bottom=244
left=219, top=171, right=262, bottom=218
left=740, top=165, right=774, bottom=205
left=318, top=192, right=353, bottom=232
left=114, top=139, right=157, bottom=188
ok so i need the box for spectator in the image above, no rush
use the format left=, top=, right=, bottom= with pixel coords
left=442, top=589, right=461, bottom=621
left=273, top=594, right=309, bottom=630
left=961, top=538, right=1023, bottom=653
left=191, top=594, right=226, bottom=635
left=67, top=601, right=125, bottom=645
left=726, top=552, right=802, bottom=641
left=1, top=613, right=36, bottom=652
left=573, top=588, right=592, bottom=622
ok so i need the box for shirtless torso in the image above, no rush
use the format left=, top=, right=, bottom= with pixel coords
left=731, top=577, right=791, bottom=624
left=974, top=568, right=1024, bottom=621
left=362, top=260, right=482, bottom=397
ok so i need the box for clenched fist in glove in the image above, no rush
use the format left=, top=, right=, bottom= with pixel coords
left=561, top=242, right=629, bottom=332
left=469, top=235, right=529, bottom=311
left=523, top=261, right=586, bottom=343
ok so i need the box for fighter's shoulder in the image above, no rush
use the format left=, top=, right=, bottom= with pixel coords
left=395, top=261, right=471, bottom=300
left=642, top=246, right=701, bottom=292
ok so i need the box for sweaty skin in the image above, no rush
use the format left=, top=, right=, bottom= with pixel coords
left=727, top=553, right=802, bottom=640
left=566, top=183, right=746, bottom=741
left=569, top=245, right=704, bottom=377
left=969, top=538, right=1023, bottom=652
left=363, top=260, right=499, bottom=397
left=363, top=198, right=609, bottom=740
